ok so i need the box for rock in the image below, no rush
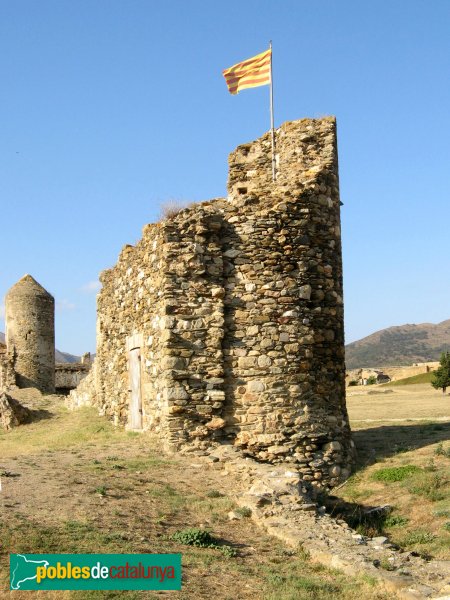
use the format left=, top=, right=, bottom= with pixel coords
left=323, top=441, right=342, bottom=452
left=0, top=393, right=30, bottom=431
left=205, top=417, right=226, bottom=430
left=371, top=536, right=388, bottom=545
left=228, top=510, right=244, bottom=520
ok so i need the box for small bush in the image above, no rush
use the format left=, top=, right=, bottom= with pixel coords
left=172, top=527, right=237, bottom=558
left=206, top=490, right=223, bottom=498
left=371, top=465, right=421, bottom=483
left=172, top=528, right=214, bottom=547
left=348, top=380, right=359, bottom=387
left=443, top=522, right=450, bottom=532
left=408, top=473, right=447, bottom=502
left=435, top=442, right=450, bottom=458
left=384, top=514, right=409, bottom=527
left=366, top=376, right=377, bottom=385
left=220, top=545, right=237, bottom=558
left=94, top=486, right=107, bottom=496
left=235, top=506, right=252, bottom=518
left=402, top=530, right=436, bottom=545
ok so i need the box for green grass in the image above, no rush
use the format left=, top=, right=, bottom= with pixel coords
left=381, top=372, right=434, bottom=386
left=371, top=465, right=421, bottom=482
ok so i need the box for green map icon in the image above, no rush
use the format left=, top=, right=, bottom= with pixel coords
left=10, top=554, right=50, bottom=590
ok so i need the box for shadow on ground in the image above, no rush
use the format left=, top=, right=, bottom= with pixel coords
left=352, top=421, right=450, bottom=466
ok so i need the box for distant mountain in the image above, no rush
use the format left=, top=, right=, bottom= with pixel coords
left=0, top=332, right=79, bottom=363
left=346, top=319, right=450, bottom=369
left=55, top=350, right=80, bottom=364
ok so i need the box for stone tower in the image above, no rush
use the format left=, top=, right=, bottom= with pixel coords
left=5, top=275, right=55, bottom=393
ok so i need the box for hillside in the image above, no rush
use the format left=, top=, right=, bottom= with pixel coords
left=0, top=332, right=79, bottom=363
left=346, top=319, right=450, bottom=368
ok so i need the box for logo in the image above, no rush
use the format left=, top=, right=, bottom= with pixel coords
left=10, top=553, right=181, bottom=590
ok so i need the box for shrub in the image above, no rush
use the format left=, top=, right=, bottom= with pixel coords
left=171, top=528, right=237, bottom=558
left=366, top=376, right=377, bottom=385
left=172, top=528, right=215, bottom=547
left=235, top=506, right=252, bottom=518
left=348, top=380, right=359, bottom=387
left=402, top=530, right=436, bottom=545
left=384, top=514, right=409, bottom=527
left=94, top=486, right=107, bottom=496
left=408, top=473, right=447, bottom=502
left=205, top=490, right=223, bottom=498
left=435, top=442, right=450, bottom=458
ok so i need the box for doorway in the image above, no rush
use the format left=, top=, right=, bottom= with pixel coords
left=128, top=346, right=143, bottom=430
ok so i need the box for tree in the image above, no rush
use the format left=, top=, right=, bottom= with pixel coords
left=431, top=352, right=450, bottom=394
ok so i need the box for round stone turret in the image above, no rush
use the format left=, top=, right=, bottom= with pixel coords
left=5, top=275, right=55, bottom=393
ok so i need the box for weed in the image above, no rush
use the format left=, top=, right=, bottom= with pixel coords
left=408, top=473, right=447, bottom=502
left=159, top=200, right=190, bottom=221
left=424, top=459, right=437, bottom=472
left=220, top=545, right=237, bottom=558
left=205, top=489, right=223, bottom=498
left=172, top=528, right=215, bottom=547
left=435, top=442, right=450, bottom=458
left=234, top=506, right=252, bottom=518
left=378, top=558, right=396, bottom=571
left=172, top=528, right=237, bottom=557
left=444, top=522, right=450, bottom=532
left=371, top=465, right=421, bottom=482
left=384, top=514, right=409, bottom=527
left=94, top=485, right=107, bottom=496
left=402, top=530, right=436, bottom=545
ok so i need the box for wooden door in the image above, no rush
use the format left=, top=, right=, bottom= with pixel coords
left=128, top=347, right=143, bottom=430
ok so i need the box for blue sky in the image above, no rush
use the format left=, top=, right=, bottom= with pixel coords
left=1, top=0, right=449, bottom=354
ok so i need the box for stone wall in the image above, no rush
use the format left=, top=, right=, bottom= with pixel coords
left=0, top=347, right=16, bottom=391
left=76, top=117, right=354, bottom=489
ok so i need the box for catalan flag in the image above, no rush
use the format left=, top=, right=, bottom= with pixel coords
left=223, top=48, right=272, bottom=95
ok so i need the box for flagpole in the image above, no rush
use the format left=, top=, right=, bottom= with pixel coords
left=269, top=40, right=276, bottom=181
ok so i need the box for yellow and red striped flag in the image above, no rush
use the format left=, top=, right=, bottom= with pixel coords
left=222, top=48, right=271, bottom=95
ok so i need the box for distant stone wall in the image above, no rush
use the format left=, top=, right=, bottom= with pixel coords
left=346, top=362, right=440, bottom=385
left=55, top=363, right=90, bottom=392
left=77, top=118, right=354, bottom=489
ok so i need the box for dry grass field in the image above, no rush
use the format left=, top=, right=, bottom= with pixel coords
left=0, top=383, right=448, bottom=598
left=0, top=391, right=391, bottom=600
left=347, top=383, right=450, bottom=421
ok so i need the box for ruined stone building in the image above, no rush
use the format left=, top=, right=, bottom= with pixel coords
left=72, top=117, right=355, bottom=488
